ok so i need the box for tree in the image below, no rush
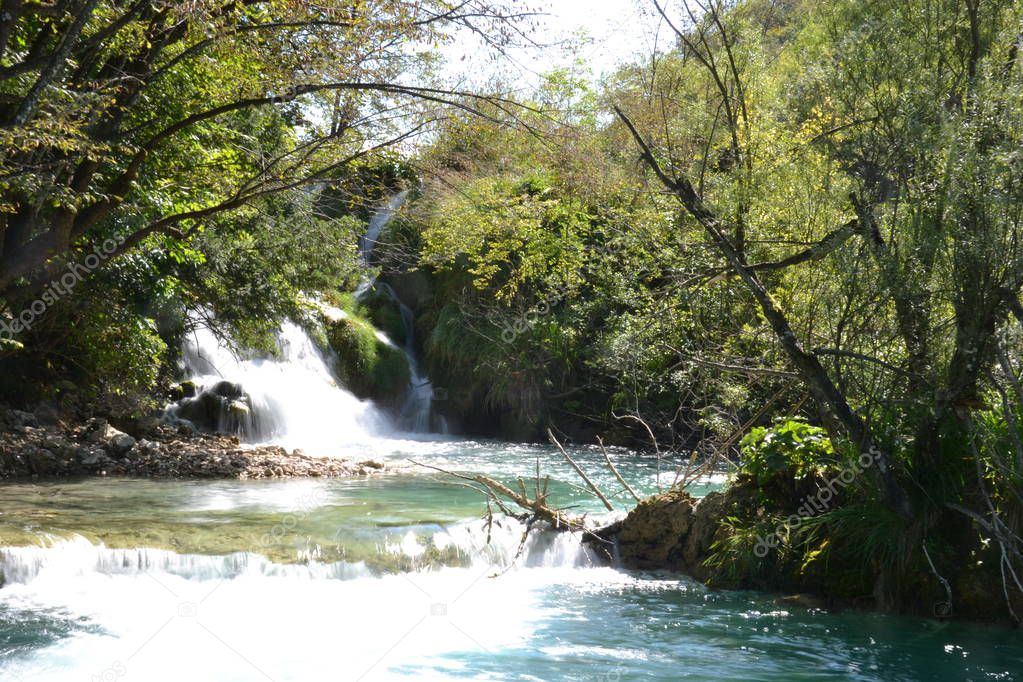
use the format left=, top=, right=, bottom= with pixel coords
left=0, top=0, right=539, bottom=307
left=613, top=0, right=912, bottom=516
left=615, top=0, right=1023, bottom=614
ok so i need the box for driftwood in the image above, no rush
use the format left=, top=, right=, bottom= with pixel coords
left=597, top=436, right=642, bottom=503
left=409, top=459, right=588, bottom=532
left=547, top=428, right=615, bottom=511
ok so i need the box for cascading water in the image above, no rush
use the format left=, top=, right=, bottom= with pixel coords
left=375, top=281, right=437, bottom=433
left=1, top=336, right=1014, bottom=682
left=163, top=189, right=442, bottom=448
left=357, top=190, right=440, bottom=433
left=167, top=319, right=392, bottom=455
left=1, top=468, right=1018, bottom=682
left=359, top=189, right=409, bottom=265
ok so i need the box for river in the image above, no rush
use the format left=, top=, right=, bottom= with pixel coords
left=1, top=438, right=1021, bottom=680
left=1, top=319, right=1020, bottom=681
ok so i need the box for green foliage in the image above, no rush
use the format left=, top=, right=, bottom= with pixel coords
left=315, top=155, right=418, bottom=223
left=182, top=192, right=364, bottom=352
left=419, top=172, right=594, bottom=303
left=63, top=304, right=167, bottom=399
left=0, top=284, right=168, bottom=417
left=739, top=419, right=836, bottom=485
left=0, top=0, right=517, bottom=406
left=358, top=287, right=408, bottom=348
left=704, top=515, right=780, bottom=587
left=423, top=301, right=548, bottom=437
left=404, top=69, right=786, bottom=443
left=798, top=498, right=915, bottom=592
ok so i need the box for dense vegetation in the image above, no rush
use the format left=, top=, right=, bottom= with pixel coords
left=2, top=0, right=1022, bottom=622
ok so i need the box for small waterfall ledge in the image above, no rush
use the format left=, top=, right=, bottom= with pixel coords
left=0, top=515, right=605, bottom=586
left=166, top=319, right=394, bottom=456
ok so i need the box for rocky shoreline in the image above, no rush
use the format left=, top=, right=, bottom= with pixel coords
left=598, top=477, right=1018, bottom=624
left=0, top=408, right=386, bottom=480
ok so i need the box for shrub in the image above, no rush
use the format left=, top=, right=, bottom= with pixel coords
left=739, top=418, right=836, bottom=485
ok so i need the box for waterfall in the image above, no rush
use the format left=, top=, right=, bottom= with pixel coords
left=359, top=190, right=409, bottom=263
left=373, top=282, right=436, bottom=433
left=167, top=320, right=392, bottom=455
left=0, top=518, right=603, bottom=587
left=357, top=191, right=440, bottom=433
left=164, top=189, right=438, bottom=449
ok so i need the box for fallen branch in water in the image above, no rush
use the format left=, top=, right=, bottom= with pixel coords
left=597, top=436, right=642, bottom=504
left=408, top=459, right=587, bottom=532
left=547, top=428, right=615, bottom=511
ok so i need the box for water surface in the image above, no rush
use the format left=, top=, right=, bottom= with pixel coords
left=1, top=438, right=1019, bottom=681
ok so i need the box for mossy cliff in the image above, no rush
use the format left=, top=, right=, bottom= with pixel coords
left=321, top=310, right=410, bottom=407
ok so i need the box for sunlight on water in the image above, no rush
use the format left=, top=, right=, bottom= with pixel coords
left=1, top=466, right=1022, bottom=681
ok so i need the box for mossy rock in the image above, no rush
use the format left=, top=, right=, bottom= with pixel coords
left=358, top=287, right=407, bottom=347
left=324, top=315, right=410, bottom=405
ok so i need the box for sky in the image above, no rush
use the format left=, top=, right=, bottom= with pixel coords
left=443, top=0, right=671, bottom=89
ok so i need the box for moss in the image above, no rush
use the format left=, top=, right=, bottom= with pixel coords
left=324, top=313, right=410, bottom=405
left=358, top=287, right=407, bottom=347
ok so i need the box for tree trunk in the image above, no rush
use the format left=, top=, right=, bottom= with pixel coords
left=617, top=107, right=914, bottom=519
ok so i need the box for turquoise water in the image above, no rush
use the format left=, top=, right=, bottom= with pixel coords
left=0, top=438, right=1020, bottom=681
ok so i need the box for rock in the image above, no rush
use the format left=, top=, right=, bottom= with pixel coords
left=616, top=488, right=697, bottom=571
left=78, top=448, right=109, bottom=467
left=83, top=418, right=110, bottom=443
left=26, top=448, right=58, bottom=475
left=614, top=486, right=747, bottom=581
left=107, top=432, right=137, bottom=457
left=0, top=413, right=382, bottom=481
left=174, top=392, right=226, bottom=431
left=211, top=381, right=245, bottom=399
left=227, top=400, right=250, bottom=418
left=82, top=419, right=135, bottom=457
left=171, top=380, right=257, bottom=437
left=130, top=415, right=163, bottom=438
left=11, top=410, right=38, bottom=428
left=41, top=434, right=72, bottom=457
left=33, top=402, right=60, bottom=426
left=169, top=380, right=199, bottom=401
